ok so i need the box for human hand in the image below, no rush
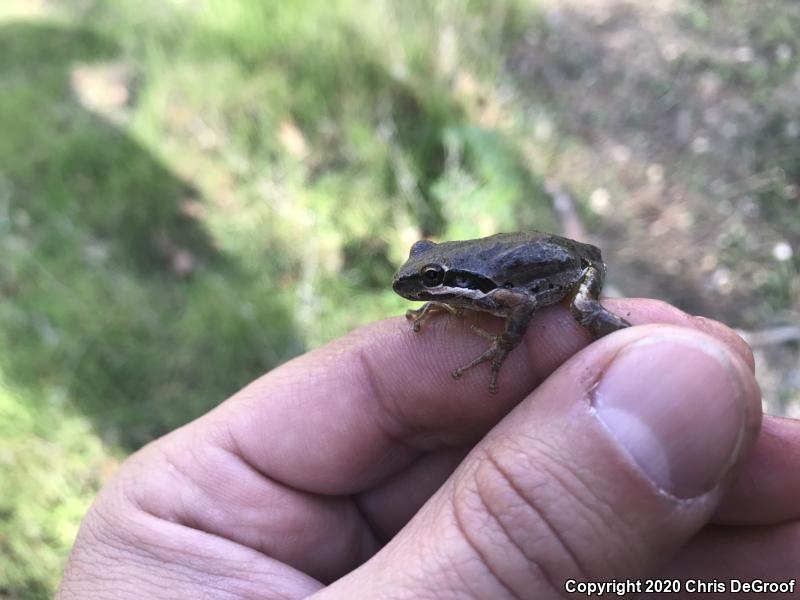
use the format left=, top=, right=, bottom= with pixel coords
left=58, top=299, right=795, bottom=599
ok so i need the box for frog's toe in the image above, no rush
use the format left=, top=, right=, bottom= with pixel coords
left=468, top=324, right=497, bottom=341
left=488, top=374, right=498, bottom=394
left=405, top=310, right=423, bottom=331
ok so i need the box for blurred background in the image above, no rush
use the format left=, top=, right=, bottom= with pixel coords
left=1, top=0, right=798, bottom=596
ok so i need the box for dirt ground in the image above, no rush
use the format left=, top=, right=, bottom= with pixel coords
left=507, top=0, right=799, bottom=415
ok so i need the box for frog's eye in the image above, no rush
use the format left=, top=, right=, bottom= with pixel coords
left=420, top=264, right=445, bottom=287
left=410, top=239, right=437, bottom=257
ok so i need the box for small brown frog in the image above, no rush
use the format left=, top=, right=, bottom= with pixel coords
left=392, top=232, right=631, bottom=392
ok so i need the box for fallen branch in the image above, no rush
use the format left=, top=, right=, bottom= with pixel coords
left=736, top=325, right=800, bottom=347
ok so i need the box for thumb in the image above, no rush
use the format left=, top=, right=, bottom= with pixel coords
left=317, top=325, right=761, bottom=599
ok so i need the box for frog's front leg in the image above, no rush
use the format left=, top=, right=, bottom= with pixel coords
left=569, top=267, right=631, bottom=337
left=406, top=302, right=464, bottom=332
left=452, top=290, right=536, bottom=393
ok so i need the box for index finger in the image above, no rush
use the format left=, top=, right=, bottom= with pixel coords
left=205, top=298, right=753, bottom=495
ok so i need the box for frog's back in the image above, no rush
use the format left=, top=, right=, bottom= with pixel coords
left=486, top=231, right=599, bottom=257
left=444, top=231, right=602, bottom=285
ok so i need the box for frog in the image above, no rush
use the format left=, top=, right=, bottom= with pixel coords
left=392, top=231, right=631, bottom=393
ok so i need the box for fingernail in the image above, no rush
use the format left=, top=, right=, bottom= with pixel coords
left=593, top=334, right=746, bottom=498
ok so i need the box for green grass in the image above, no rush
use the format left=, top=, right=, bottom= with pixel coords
left=0, top=1, right=551, bottom=595
left=0, top=376, right=111, bottom=597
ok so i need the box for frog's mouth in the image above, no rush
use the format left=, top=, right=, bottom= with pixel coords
left=392, top=276, right=422, bottom=299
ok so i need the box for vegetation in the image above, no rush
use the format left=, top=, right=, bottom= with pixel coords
left=1, top=0, right=797, bottom=596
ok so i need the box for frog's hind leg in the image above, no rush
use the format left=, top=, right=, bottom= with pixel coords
left=452, top=342, right=509, bottom=394
left=569, top=267, right=631, bottom=337
left=453, top=300, right=535, bottom=393
left=406, top=302, right=463, bottom=332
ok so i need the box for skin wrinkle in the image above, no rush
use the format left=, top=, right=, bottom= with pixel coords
left=375, top=506, right=457, bottom=600
left=470, top=456, right=557, bottom=599
left=213, top=444, right=317, bottom=557
left=161, top=451, right=238, bottom=540
left=112, top=449, right=160, bottom=521
left=129, top=443, right=201, bottom=521
left=61, top=519, right=122, bottom=598
left=170, top=440, right=228, bottom=527
left=114, top=514, right=217, bottom=570
left=224, top=400, right=392, bottom=580
left=502, top=438, right=599, bottom=538
left=71, top=519, right=190, bottom=600
left=216, top=415, right=281, bottom=493
left=212, top=417, right=363, bottom=549
left=87, top=497, right=171, bottom=566
left=498, top=432, right=594, bottom=517
left=535, top=449, right=643, bottom=572
left=93, top=491, right=286, bottom=592
left=215, top=427, right=330, bottom=547
left=478, top=447, right=591, bottom=597
left=449, top=491, right=519, bottom=600
left=512, top=430, right=644, bottom=565
left=422, top=480, right=496, bottom=599
left=421, top=549, right=473, bottom=600
left=166, top=413, right=379, bottom=578
left=109, top=511, right=311, bottom=596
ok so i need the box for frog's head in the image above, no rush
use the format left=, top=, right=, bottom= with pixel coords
left=392, top=239, right=495, bottom=302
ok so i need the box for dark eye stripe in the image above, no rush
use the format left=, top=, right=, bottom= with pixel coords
left=444, top=270, right=497, bottom=293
